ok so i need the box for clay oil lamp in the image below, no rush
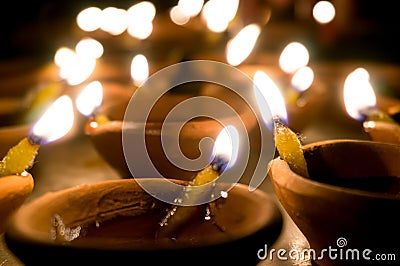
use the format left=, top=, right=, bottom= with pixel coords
left=258, top=75, right=400, bottom=265
left=269, top=139, right=399, bottom=266
left=84, top=60, right=259, bottom=181
left=0, top=95, right=74, bottom=233
left=5, top=126, right=282, bottom=265
left=343, top=67, right=400, bottom=144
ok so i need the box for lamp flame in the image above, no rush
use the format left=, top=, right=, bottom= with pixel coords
left=127, top=1, right=156, bottom=39
left=170, top=5, right=191, bottom=25
left=54, top=47, right=75, bottom=68
left=226, top=23, right=261, bottom=66
left=313, top=1, right=336, bottom=24
left=127, top=1, right=156, bottom=21
left=291, top=66, right=314, bottom=92
left=178, top=0, right=204, bottom=17
left=30, top=95, right=74, bottom=144
left=212, top=125, right=239, bottom=171
left=55, top=47, right=96, bottom=86
left=279, top=42, right=310, bottom=74
left=76, top=81, right=103, bottom=117
left=131, top=54, right=149, bottom=87
left=253, top=70, right=288, bottom=127
left=76, top=7, right=102, bottom=32
left=100, top=7, right=128, bottom=36
left=75, top=38, right=104, bottom=60
left=343, top=67, right=376, bottom=121
left=201, top=0, right=239, bottom=32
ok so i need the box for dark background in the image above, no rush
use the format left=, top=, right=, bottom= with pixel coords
left=1, top=0, right=399, bottom=64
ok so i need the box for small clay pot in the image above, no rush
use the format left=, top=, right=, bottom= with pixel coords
left=5, top=178, right=282, bottom=265
left=269, top=139, right=400, bottom=266
left=0, top=173, right=34, bottom=234
left=86, top=83, right=259, bottom=180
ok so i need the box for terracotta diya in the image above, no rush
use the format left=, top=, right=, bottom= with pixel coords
left=269, top=139, right=400, bottom=266
left=5, top=178, right=282, bottom=265
left=85, top=82, right=259, bottom=181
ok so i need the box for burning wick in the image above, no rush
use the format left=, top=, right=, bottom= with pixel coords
left=131, top=54, right=149, bottom=88
left=158, top=125, right=239, bottom=237
left=343, top=67, right=400, bottom=144
left=343, top=68, right=395, bottom=123
left=253, top=70, right=309, bottom=177
left=76, top=80, right=108, bottom=129
left=0, top=95, right=74, bottom=177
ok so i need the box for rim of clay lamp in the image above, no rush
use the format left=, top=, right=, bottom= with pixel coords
left=270, top=139, right=400, bottom=200
left=5, top=178, right=282, bottom=264
left=0, top=173, right=34, bottom=234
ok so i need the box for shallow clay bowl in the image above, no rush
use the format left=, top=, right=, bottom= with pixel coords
left=269, top=139, right=400, bottom=266
left=86, top=83, right=258, bottom=180
left=5, top=178, right=282, bottom=265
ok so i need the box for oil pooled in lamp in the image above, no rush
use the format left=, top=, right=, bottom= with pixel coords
left=343, top=67, right=400, bottom=144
